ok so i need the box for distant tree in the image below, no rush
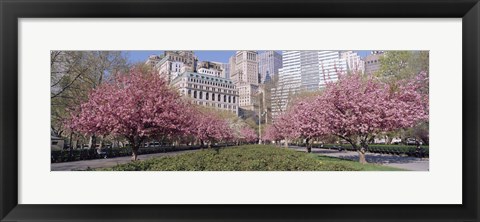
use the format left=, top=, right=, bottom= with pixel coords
left=68, top=68, right=191, bottom=160
left=377, top=51, right=429, bottom=81
left=239, top=127, right=258, bottom=144
left=289, top=97, right=329, bottom=153
left=263, top=123, right=288, bottom=146
left=271, top=110, right=298, bottom=148
left=192, top=109, right=233, bottom=148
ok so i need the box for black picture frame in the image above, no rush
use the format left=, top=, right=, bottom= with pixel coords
left=1, top=0, right=479, bottom=221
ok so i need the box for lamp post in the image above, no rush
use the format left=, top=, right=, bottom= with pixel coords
left=259, top=102, right=262, bottom=144
left=257, top=85, right=266, bottom=145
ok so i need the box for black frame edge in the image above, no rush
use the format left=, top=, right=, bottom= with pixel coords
left=1, top=0, right=19, bottom=221
left=1, top=0, right=479, bottom=221
left=463, top=2, right=480, bottom=221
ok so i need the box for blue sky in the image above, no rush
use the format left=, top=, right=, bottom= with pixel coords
left=124, top=50, right=372, bottom=64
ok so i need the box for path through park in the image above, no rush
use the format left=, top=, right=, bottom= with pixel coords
left=51, top=149, right=198, bottom=171
left=290, top=146, right=429, bottom=171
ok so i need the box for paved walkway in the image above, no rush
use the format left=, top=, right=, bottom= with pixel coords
left=290, top=146, right=429, bottom=171
left=51, top=150, right=198, bottom=171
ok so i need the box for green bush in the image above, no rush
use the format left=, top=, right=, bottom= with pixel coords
left=296, top=143, right=429, bottom=158
left=51, top=145, right=232, bottom=163
left=100, top=145, right=397, bottom=171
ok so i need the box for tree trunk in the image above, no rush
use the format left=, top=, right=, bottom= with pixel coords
left=99, top=137, right=104, bottom=149
left=88, top=135, right=96, bottom=149
left=132, top=145, right=139, bottom=161
left=358, top=147, right=367, bottom=164
left=305, top=138, right=311, bottom=153
left=68, top=132, right=73, bottom=160
left=284, top=139, right=289, bottom=148
left=128, top=137, right=143, bottom=161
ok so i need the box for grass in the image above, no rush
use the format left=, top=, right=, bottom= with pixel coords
left=96, top=145, right=403, bottom=171
left=311, top=155, right=405, bottom=171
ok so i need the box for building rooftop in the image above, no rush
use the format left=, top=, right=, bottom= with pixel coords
left=172, top=71, right=234, bottom=85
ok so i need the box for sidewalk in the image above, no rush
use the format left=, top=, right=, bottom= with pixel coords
left=290, top=146, right=429, bottom=171
left=51, top=149, right=198, bottom=171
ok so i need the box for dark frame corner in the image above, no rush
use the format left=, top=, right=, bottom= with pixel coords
left=1, top=0, right=479, bottom=221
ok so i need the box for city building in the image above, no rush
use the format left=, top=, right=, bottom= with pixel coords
left=229, top=55, right=236, bottom=81
left=238, top=84, right=259, bottom=111
left=271, top=51, right=301, bottom=116
left=341, top=51, right=365, bottom=74
left=155, top=58, right=185, bottom=82
left=220, top=62, right=230, bottom=79
left=271, top=51, right=349, bottom=117
left=145, top=55, right=163, bottom=69
left=163, top=51, right=197, bottom=69
left=231, top=51, right=259, bottom=85
left=364, top=51, right=384, bottom=75
left=317, top=51, right=348, bottom=88
left=148, top=51, right=198, bottom=83
left=258, top=51, right=282, bottom=84
left=196, top=61, right=229, bottom=78
left=230, top=51, right=260, bottom=111
left=171, top=71, right=239, bottom=115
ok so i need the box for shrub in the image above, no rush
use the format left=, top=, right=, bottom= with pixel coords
left=103, top=145, right=372, bottom=171
left=296, top=143, right=429, bottom=158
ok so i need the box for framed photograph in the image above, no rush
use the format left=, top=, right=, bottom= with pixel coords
left=1, top=0, right=479, bottom=221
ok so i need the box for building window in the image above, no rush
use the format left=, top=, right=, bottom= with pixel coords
left=228, top=96, right=231, bottom=103
left=199, top=91, right=203, bottom=100
left=218, top=94, right=221, bottom=101
left=224, top=95, right=226, bottom=102
left=206, top=92, right=209, bottom=100
left=194, top=91, right=197, bottom=99
left=212, top=93, right=215, bottom=101
left=233, top=97, right=236, bottom=103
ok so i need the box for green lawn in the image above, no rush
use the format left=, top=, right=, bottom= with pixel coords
left=311, top=155, right=405, bottom=171
left=97, top=145, right=403, bottom=171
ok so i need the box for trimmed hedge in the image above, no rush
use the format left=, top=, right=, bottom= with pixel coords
left=296, top=143, right=429, bottom=158
left=100, top=145, right=363, bottom=171
left=51, top=144, right=236, bottom=163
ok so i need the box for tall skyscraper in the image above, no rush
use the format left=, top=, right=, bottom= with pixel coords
left=317, top=51, right=348, bottom=88
left=231, top=51, right=260, bottom=111
left=258, top=51, right=283, bottom=84
left=271, top=51, right=301, bottom=115
left=232, top=51, right=259, bottom=85
left=229, top=55, right=236, bottom=81
left=272, top=51, right=348, bottom=117
left=341, top=51, right=365, bottom=74
left=220, top=62, right=230, bottom=79
left=300, top=51, right=321, bottom=91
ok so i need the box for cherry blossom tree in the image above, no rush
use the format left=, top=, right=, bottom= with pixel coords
left=68, top=68, right=193, bottom=160
left=289, top=98, right=330, bottom=153
left=192, top=109, right=233, bottom=148
left=318, top=72, right=428, bottom=163
left=271, top=111, right=298, bottom=148
left=239, top=127, right=258, bottom=144
left=263, top=124, right=281, bottom=145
